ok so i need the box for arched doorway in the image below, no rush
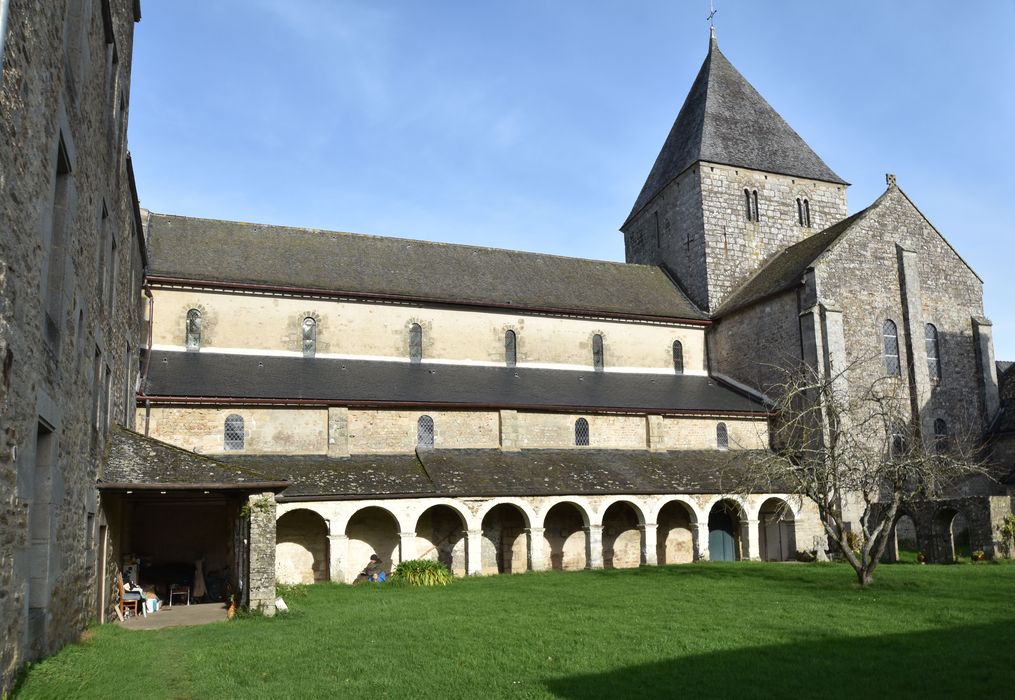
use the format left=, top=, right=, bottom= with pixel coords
left=346, top=507, right=400, bottom=577
left=543, top=502, right=588, bottom=571
left=481, top=504, right=529, bottom=575
left=708, top=500, right=744, bottom=561
left=894, top=513, right=919, bottom=562
left=933, top=508, right=971, bottom=563
left=758, top=498, right=796, bottom=562
left=415, top=505, right=467, bottom=576
left=657, top=500, right=696, bottom=564
left=276, top=509, right=329, bottom=584
left=602, top=502, right=643, bottom=569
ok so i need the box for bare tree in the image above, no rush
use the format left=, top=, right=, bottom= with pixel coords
left=733, top=358, right=988, bottom=586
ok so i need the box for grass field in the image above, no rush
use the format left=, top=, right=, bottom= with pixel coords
left=14, top=562, right=1015, bottom=699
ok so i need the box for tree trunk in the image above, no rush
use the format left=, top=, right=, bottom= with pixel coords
left=856, top=567, right=873, bottom=586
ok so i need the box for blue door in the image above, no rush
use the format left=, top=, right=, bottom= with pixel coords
left=708, top=511, right=736, bottom=561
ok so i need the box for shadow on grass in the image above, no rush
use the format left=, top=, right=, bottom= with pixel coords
left=544, top=620, right=1015, bottom=699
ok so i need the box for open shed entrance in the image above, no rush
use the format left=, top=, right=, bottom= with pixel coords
left=103, top=490, right=247, bottom=606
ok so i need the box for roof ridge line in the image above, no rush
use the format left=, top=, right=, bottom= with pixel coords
left=148, top=211, right=657, bottom=270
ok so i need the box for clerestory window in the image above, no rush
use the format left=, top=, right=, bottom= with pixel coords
left=417, top=415, right=434, bottom=449
left=409, top=323, right=423, bottom=364
left=185, top=309, right=202, bottom=351
left=505, top=330, right=517, bottom=368
left=575, top=418, right=590, bottom=447
left=302, top=317, right=317, bottom=358
left=224, top=414, right=244, bottom=450
left=716, top=422, right=729, bottom=451
left=672, top=340, right=684, bottom=374
left=592, top=334, right=604, bottom=372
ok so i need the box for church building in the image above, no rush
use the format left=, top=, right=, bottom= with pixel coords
left=2, top=9, right=1011, bottom=690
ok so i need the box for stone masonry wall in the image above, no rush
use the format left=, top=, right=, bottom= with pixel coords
left=139, top=406, right=768, bottom=454
left=0, top=1, right=142, bottom=690
left=708, top=290, right=803, bottom=397
left=817, top=186, right=988, bottom=437
left=623, top=162, right=847, bottom=313
left=698, top=164, right=847, bottom=312
left=623, top=166, right=707, bottom=309
left=148, top=287, right=708, bottom=375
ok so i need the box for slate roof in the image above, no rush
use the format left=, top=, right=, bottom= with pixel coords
left=145, top=213, right=705, bottom=321
left=142, top=350, right=768, bottom=415
left=714, top=209, right=869, bottom=316
left=217, top=449, right=771, bottom=500
left=626, top=34, right=846, bottom=225
left=100, top=425, right=289, bottom=490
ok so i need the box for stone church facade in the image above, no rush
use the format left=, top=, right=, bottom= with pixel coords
left=2, top=10, right=1013, bottom=692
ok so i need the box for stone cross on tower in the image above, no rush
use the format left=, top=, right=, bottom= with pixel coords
left=886, top=173, right=897, bottom=187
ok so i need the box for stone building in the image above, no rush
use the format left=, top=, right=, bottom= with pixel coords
left=136, top=211, right=816, bottom=584
left=0, top=0, right=144, bottom=688
left=624, top=31, right=1011, bottom=561
left=2, top=11, right=1012, bottom=689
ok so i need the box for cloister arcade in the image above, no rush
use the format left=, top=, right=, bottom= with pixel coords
left=274, top=493, right=817, bottom=584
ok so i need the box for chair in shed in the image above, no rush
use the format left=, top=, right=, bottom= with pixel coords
left=118, top=572, right=143, bottom=618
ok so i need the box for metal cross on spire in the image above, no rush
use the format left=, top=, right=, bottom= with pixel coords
left=707, top=0, right=718, bottom=27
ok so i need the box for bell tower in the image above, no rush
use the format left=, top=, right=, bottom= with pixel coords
left=622, top=33, right=848, bottom=312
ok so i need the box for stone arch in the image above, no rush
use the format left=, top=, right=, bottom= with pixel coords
left=932, top=507, right=971, bottom=563
left=893, top=512, right=920, bottom=562
left=414, top=504, right=467, bottom=576
left=757, top=497, right=796, bottom=561
left=707, top=499, right=746, bottom=561
left=601, top=501, right=643, bottom=569
left=541, top=501, right=589, bottom=571
left=480, top=503, right=530, bottom=575
left=346, top=506, right=401, bottom=575
left=474, top=498, right=536, bottom=530
left=275, top=508, right=329, bottom=584
left=657, top=499, right=697, bottom=564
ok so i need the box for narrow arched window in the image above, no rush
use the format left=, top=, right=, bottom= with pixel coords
left=716, top=422, right=729, bottom=451
left=505, top=330, right=517, bottom=368
left=797, top=198, right=811, bottom=227
left=224, top=414, right=244, bottom=450
left=672, top=340, right=684, bottom=374
left=302, top=317, right=317, bottom=358
left=934, top=418, right=948, bottom=454
left=417, top=415, right=434, bottom=449
left=925, top=323, right=940, bottom=383
left=744, top=189, right=753, bottom=221
left=575, top=418, right=590, bottom=446
left=751, top=190, right=760, bottom=221
left=185, top=309, right=202, bottom=351
left=409, top=323, right=423, bottom=364
left=883, top=319, right=901, bottom=376
left=592, top=334, right=604, bottom=372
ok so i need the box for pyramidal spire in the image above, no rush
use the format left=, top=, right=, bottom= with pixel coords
left=625, top=37, right=846, bottom=224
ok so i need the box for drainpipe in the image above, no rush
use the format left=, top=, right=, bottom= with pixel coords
left=141, top=282, right=154, bottom=435
left=0, top=0, right=10, bottom=90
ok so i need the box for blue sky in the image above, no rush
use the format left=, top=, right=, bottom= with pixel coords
left=128, top=1, right=1015, bottom=359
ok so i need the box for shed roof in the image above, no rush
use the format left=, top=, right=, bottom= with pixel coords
left=100, top=426, right=288, bottom=491
left=218, top=449, right=771, bottom=500
left=142, top=351, right=768, bottom=416
left=146, top=213, right=705, bottom=321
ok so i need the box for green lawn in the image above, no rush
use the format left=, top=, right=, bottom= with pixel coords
left=15, top=562, right=1015, bottom=699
